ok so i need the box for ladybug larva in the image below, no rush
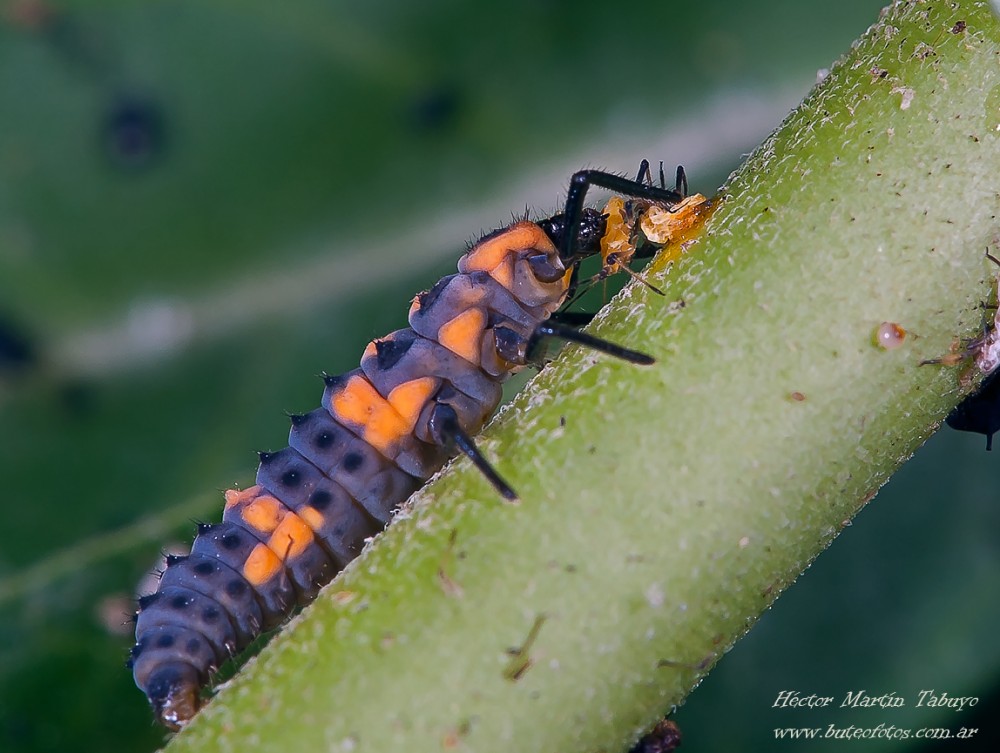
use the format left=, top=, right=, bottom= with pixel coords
left=129, top=161, right=702, bottom=730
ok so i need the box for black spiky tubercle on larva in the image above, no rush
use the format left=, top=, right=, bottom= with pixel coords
left=130, top=164, right=693, bottom=730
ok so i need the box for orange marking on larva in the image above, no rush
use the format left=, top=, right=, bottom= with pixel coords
left=464, top=222, right=555, bottom=273
left=438, top=308, right=486, bottom=363
left=242, top=543, right=282, bottom=586
left=387, top=376, right=440, bottom=429
left=298, top=505, right=325, bottom=531
left=268, top=513, right=314, bottom=560
left=241, top=494, right=283, bottom=534
left=331, top=374, right=409, bottom=453
left=224, top=485, right=263, bottom=510
left=490, top=257, right=515, bottom=291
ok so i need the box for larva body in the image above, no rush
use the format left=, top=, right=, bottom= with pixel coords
left=129, top=164, right=693, bottom=730
left=129, top=222, right=575, bottom=728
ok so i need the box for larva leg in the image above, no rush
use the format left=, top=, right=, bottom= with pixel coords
left=494, top=323, right=654, bottom=367
left=634, top=159, right=687, bottom=198
left=547, top=311, right=597, bottom=327
left=428, top=402, right=518, bottom=501
left=535, top=322, right=655, bottom=365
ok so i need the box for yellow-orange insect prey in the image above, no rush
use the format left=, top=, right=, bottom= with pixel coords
left=600, top=197, right=633, bottom=274
left=600, top=192, right=712, bottom=275
left=641, top=194, right=711, bottom=245
left=129, top=160, right=693, bottom=731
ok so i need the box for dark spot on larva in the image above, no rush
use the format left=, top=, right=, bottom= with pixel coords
left=343, top=452, right=364, bottom=472
left=281, top=469, right=301, bottom=487
left=170, top=594, right=191, bottom=610
left=258, top=451, right=275, bottom=465
left=156, top=633, right=176, bottom=649
left=138, top=593, right=160, bottom=610
left=193, top=561, right=215, bottom=576
left=322, top=373, right=345, bottom=388
left=314, top=431, right=335, bottom=449
left=288, top=413, right=306, bottom=426
left=165, top=554, right=185, bottom=568
left=186, top=638, right=201, bottom=655
left=221, top=533, right=241, bottom=550
left=202, top=606, right=220, bottom=622
left=375, top=335, right=415, bottom=371
left=225, top=579, right=247, bottom=598
left=197, top=522, right=214, bottom=535
left=310, top=490, right=332, bottom=510
left=417, top=276, right=450, bottom=312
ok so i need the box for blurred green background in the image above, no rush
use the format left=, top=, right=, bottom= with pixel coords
left=1, top=1, right=998, bottom=751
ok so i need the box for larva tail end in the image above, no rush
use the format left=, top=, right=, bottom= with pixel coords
left=146, top=664, right=201, bottom=732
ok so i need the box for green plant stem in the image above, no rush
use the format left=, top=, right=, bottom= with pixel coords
left=165, top=2, right=1000, bottom=751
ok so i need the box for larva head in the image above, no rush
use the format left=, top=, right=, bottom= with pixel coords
left=536, top=207, right=608, bottom=266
